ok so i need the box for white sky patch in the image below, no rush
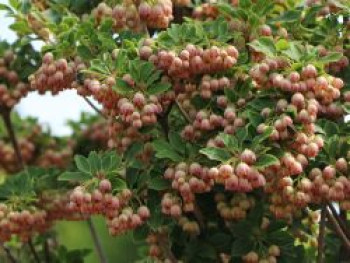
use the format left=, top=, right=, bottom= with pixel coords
left=0, top=1, right=100, bottom=136
left=16, top=91, right=98, bottom=136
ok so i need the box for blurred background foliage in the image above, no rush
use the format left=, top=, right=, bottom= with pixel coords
left=56, top=217, right=141, bottom=263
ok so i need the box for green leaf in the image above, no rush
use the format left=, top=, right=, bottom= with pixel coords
left=246, top=110, right=263, bottom=128
left=282, top=42, right=303, bottom=61
left=147, top=83, right=171, bottom=95
left=248, top=37, right=276, bottom=56
left=148, top=177, right=171, bottom=190
left=254, top=0, right=274, bottom=16
left=153, top=139, right=183, bottom=162
left=267, top=220, right=287, bottom=233
left=217, top=4, right=240, bottom=18
left=318, top=52, right=343, bottom=64
left=224, top=88, right=237, bottom=103
left=326, top=135, right=339, bottom=159
left=197, top=242, right=217, bottom=260
left=200, top=147, right=231, bottom=162
left=9, top=21, right=32, bottom=34
left=303, top=5, right=323, bottom=25
left=255, top=154, right=279, bottom=169
left=9, top=0, right=20, bottom=10
left=124, top=143, right=143, bottom=162
left=113, top=79, right=132, bottom=95
left=321, top=120, right=339, bottom=136
left=133, top=225, right=149, bottom=243
left=88, top=152, right=101, bottom=174
left=140, top=62, right=155, bottom=81
left=101, top=151, right=121, bottom=173
left=74, top=155, right=91, bottom=174
left=247, top=96, right=275, bottom=111
left=130, top=60, right=142, bottom=83
left=236, top=127, right=249, bottom=145
left=275, top=10, right=301, bottom=22
left=251, top=126, right=273, bottom=146
left=231, top=238, right=255, bottom=257
left=90, top=59, right=110, bottom=74
left=219, top=133, right=239, bottom=150
left=58, top=171, right=92, bottom=182
left=114, top=49, right=127, bottom=70
left=343, top=103, right=350, bottom=114
left=208, top=232, right=232, bottom=250
left=147, top=206, right=165, bottom=229
left=19, top=0, right=31, bottom=13
left=0, top=4, right=14, bottom=12
left=267, top=230, right=294, bottom=252
left=77, top=45, right=93, bottom=60
left=236, top=79, right=253, bottom=98
left=125, top=167, right=140, bottom=189
left=169, top=132, right=186, bottom=155
left=146, top=71, right=161, bottom=86
left=99, top=18, right=114, bottom=33
left=247, top=202, right=264, bottom=225
left=276, top=39, right=290, bottom=51
left=239, top=0, right=252, bottom=8
left=111, top=178, right=127, bottom=191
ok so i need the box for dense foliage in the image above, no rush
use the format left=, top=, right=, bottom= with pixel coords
left=0, top=0, right=350, bottom=262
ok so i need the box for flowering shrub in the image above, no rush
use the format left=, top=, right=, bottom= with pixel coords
left=0, top=0, right=349, bottom=262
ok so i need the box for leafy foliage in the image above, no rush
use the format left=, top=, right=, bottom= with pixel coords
left=0, top=0, right=349, bottom=262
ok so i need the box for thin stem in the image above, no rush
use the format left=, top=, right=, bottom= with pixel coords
left=158, top=102, right=173, bottom=140
left=193, top=202, right=205, bottom=229
left=175, top=100, right=191, bottom=123
left=157, top=233, right=177, bottom=263
left=326, top=208, right=350, bottom=251
left=87, top=218, right=108, bottom=263
left=1, top=244, right=17, bottom=263
left=327, top=203, right=350, bottom=238
left=83, top=97, right=106, bottom=119
left=44, top=240, right=50, bottom=263
left=28, top=239, right=41, bottom=263
left=1, top=109, right=24, bottom=169
left=317, top=206, right=326, bottom=263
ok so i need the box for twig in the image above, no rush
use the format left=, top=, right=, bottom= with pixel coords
left=86, top=218, right=108, bottom=263
left=317, top=206, right=326, bottom=263
left=327, top=203, right=350, bottom=238
left=157, top=233, right=177, bottom=263
left=1, top=244, right=17, bottom=263
left=1, top=109, right=24, bottom=169
left=326, top=208, right=350, bottom=251
left=83, top=97, right=106, bottom=119
left=28, top=239, right=41, bottom=263
left=175, top=100, right=191, bottom=123
left=44, top=240, right=50, bottom=263
left=193, top=202, right=205, bottom=229
left=173, top=6, right=193, bottom=24
left=158, top=102, right=173, bottom=140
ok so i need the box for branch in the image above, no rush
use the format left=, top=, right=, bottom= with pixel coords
left=157, top=233, right=177, bottom=263
left=28, top=239, right=41, bottom=263
left=87, top=218, right=108, bottom=263
left=173, top=6, right=193, bottom=24
left=158, top=102, right=173, bottom=140
left=317, top=206, right=326, bottom=263
left=327, top=203, right=350, bottom=238
left=175, top=100, right=191, bottom=123
left=193, top=202, right=205, bottom=229
left=44, top=240, right=50, bottom=263
left=1, top=108, right=24, bottom=169
left=326, top=208, right=350, bottom=251
left=1, top=244, right=17, bottom=263
left=83, top=97, right=107, bottom=119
